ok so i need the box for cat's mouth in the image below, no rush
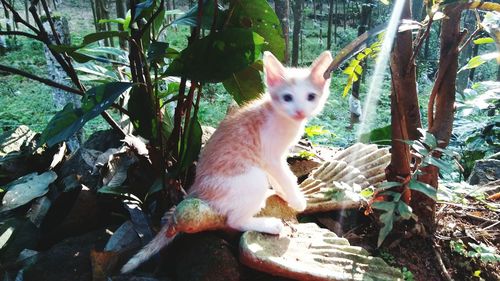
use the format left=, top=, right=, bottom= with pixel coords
left=292, top=111, right=306, bottom=120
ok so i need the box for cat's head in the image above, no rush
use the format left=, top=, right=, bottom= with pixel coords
left=263, top=51, right=333, bottom=121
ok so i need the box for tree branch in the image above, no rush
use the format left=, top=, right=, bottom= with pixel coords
left=0, top=31, right=40, bottom=41
left=0, top=64, right=84, bottom=95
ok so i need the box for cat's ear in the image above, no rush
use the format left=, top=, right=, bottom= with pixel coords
left=309, top=51, right=333, bottom=88
left=263, top=51, right=285, bottom=88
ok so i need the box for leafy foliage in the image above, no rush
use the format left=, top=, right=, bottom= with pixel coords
left=40, top=82, right=132, bottom=147
left=342, top=37, right=381, bottom=96
left=164, top=28, right=265, bottom=82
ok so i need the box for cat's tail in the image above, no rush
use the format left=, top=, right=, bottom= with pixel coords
left=121, top=211, right=177, bottom=273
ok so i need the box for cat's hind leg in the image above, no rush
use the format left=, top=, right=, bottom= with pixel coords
left=214, top=166, right=284, bottom=235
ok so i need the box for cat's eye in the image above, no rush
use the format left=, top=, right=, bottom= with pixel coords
left=282, top=93, right=293, bottom=102
left=307, top=93, right=317, bottom=101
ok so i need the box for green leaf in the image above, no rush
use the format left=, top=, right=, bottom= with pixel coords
left=344, top=66, right=355, bottom=75
left=165, top=28, right=265, bottom=82
left=359, top=124, right=391, bottom=145
left=459, top=52, right=499, bottom=72
left=397, top=201, right=412, bottom=220
left=424, top=156, right=453, bottom=173
left=40, top=82, right=132, bottom=147
left=172, top=0, right=225, bottom=30
left=134, top=0, right=155, bottom=21
left=98, top=18, right=125, bottom=25
left=417, top=128, right=437, bottom=148
left=360, top=187, right=374, bottom=198
left=355, top=65, right=363, bottom=75
left=473, top=37, right=495, bottom=45
left=50, top=31, right=129, bottom=53
left=147, top=41, right=169, bottom=64
left=372, top=201, right=396, bottom=247
left=179, top=116, right=202, bottom=172
left=304, top=125, right=330, bottom=138
left=227, top=0, right=285, bottom=61
left=408, top=179, right=437, bottom=201
left=98, top=185, right=131, bottom=195
left=223, top=61, right=264, bottom=105
left=0, top=171, right=57, bottom=212
left=376, top=181, right=401, bottom=192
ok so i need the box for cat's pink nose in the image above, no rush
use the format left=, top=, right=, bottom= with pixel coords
left=294, top=110, right=306, bottom=120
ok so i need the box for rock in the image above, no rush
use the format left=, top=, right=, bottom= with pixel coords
left=168, top=232, right=242, bottom=281
left=298, top=143, right=390, bottom=214
left=468, top=159, right=500, bottom=185
left=24, top=228, right=112, bottom=281
left=240, top=223, right=403, bottom=281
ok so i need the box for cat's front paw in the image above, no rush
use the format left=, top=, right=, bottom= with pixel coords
left=262, top=218, right=284, bottom=235
left=287, top=193, right=307, bottom=212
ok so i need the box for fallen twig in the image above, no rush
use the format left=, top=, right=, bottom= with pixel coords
left=432, top=241, right=453, bottom=281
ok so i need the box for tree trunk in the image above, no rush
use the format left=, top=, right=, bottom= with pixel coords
left=334, top=0, right=338, bottom=43
left=275, top=0, right=290, bottom=64
left=418, top=3, right=465, bottom=233
left=25, top=0, right=30, bottom=24
left=327, top=0, right=333, bottom=50
left=291, top=0, right=303, bottom=66
left=43, top=18, right=83, bottom=151
left=350, top=0, right=373, bottom=127
left=456, top=10, right=475, bottom=95
left=387, top=0, right=421, bottom=202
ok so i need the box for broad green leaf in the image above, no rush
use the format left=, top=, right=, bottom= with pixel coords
left=98, top=18, right=125, bottom=25
left=172, top=0, right=225, bottom=30
left=375, top=181, right=401, bottom=192
left=179, top=116, right=202, bottom=172
left=128, top=85, right=156, bottom=140
left=75, top=63, right=119, bottom=82
left=473, top=37, right=495, bottom=45
left=98, top=185, right=131, bottom=195
left=343, top=76, right=354, bottom=97
left=359, top=124, right=391, bottom=145
left=223, top=61, right=264, bottom=105
left=356, top=52, right=366, bottom=60
left=355, top=65, right=363, bottom=75
left=0, top=171, right=57, bottom=212
left=50, top=31, right=128, bottom=53
left=147, top=41, right=170, bottom=64
left=360, top=187, right=374, bottom=198
left=408, top=179, right=437, bottom=200
left=40, top=82, right=132, bottom=147
left=304, top=125, right=330, bottom=138
left=397, top=201, right=412, bottom=220
left=424, top=156, right=453, bottom=173
left=343, top=66, right=355, bottom=75
left=227, top=0, right=285, bottom=61
left=417, top=128, right=437, bottom=148
left=134, top=0, right=155, bottom=21
left=459, top=52, right=499, bottom=72
left=372, top=201, right=396, bottom=247
left=165, top=28, right=265, bottom=82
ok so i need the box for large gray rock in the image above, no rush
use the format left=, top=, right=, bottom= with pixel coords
left=468, top=159, right=500, bottom=185
left=240, top=223, right=403, bottom=281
